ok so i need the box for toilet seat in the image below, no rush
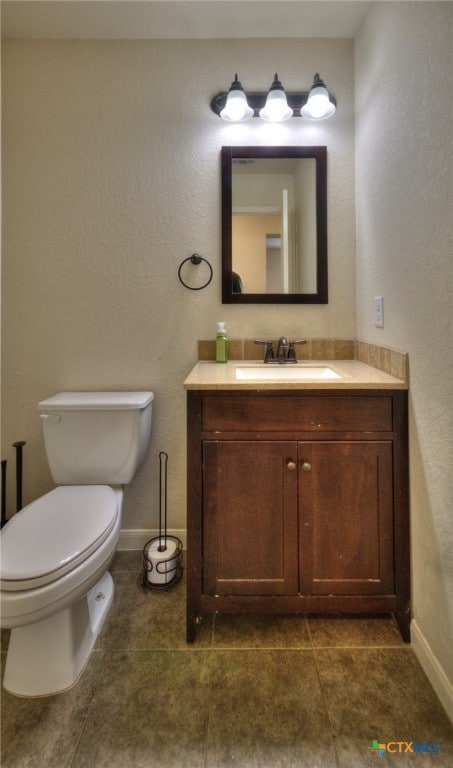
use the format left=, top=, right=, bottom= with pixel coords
left=0, top=486, right=119, bottom=592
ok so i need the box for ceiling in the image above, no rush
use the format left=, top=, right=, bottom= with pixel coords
left=1, top=1, right=371, bottom=40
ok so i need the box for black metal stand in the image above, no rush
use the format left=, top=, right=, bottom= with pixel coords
left=1, top=459, right=7, bottom=529
left=1, top=440, right=27, bottom=529
left=13, top=441, right=26, bottom=512
left=142, top=451, right=183, bottom=590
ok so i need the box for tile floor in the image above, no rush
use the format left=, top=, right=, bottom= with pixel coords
left=1, top=550, right=452, bottom=767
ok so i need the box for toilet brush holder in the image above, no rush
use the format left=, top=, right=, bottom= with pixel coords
left=142, top=451, right=183, bottom=590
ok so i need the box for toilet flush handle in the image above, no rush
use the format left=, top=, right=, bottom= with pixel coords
left=40, top=413, right=61, bottom=423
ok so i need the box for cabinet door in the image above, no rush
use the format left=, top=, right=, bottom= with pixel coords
left=299, top=441, right=394, bottom=596
left=203, top=440, right=298, bottom=596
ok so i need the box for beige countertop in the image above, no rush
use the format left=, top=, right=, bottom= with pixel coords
left=184, top=360, right=408, bottom=390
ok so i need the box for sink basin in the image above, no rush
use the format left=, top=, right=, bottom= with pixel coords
left=235, top=365, right=342, bottom=381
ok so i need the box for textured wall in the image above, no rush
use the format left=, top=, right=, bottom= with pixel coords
left=2, top=38, right=355, bottom=531
left=355, top=2, right=453, bottom=697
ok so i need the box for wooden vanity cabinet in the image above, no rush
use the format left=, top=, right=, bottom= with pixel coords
left=186, top=389, right=410, bottom=642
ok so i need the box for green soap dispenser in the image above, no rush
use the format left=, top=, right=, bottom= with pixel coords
left=215, top=322, right=228, bottom=363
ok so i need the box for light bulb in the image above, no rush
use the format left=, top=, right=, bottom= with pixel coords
left=301, top=74, right=336, bottom=120
left=220, top=75, right=253, bottom=122
left=259, top=74, right=293, bottom=122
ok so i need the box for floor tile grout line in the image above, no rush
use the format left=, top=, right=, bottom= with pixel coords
left=313, top=644, right=412, bottom=651
left=68, top=649, right=113, bottom=768
left=311, top=645, right=342, bottom=768
left=203, top=649, right=215, bottom=768
left=99, top=643, right=412, bottom=653
left=305, top=613, right=314, bottom=648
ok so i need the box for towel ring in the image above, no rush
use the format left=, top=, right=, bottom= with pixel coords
left=178, top=254, right=213, bottom=291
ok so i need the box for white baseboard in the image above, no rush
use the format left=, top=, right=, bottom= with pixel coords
left=118, top=528, right=187, bottom=551
left=411, top=619, right=453, bottom=725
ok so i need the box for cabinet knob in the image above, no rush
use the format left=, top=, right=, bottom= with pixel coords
left=286, top=461, right=296, bottom=471
left=302, top=462, right=312, bottom=472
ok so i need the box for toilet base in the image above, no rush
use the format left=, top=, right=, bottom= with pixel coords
left=3, top=571, right=114, bottom=697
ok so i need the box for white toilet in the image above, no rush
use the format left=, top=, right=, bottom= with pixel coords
left=0, top=391, right=154, bottom=697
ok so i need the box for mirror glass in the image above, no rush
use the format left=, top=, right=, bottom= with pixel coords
left=222, top=146, right=328, bottom=304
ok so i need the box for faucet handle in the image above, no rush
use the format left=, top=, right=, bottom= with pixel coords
left=254, top=339, right=274, bottom=362
left=287, top=339, right=306, bottom=363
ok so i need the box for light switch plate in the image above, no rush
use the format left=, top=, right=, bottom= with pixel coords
left=374, top=296, right=384, bottom=328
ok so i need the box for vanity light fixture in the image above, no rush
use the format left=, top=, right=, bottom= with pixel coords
left=211, top=72, right=336, bottom=123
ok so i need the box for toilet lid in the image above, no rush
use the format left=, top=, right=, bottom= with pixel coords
left=0, top=486, right=118, bottom=591
left=38, top=391, right=154, bottom=411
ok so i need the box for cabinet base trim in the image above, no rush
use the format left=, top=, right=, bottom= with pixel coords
left=197, top=594, right=399, bottom=613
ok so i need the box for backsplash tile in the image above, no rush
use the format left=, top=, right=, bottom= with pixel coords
left=390, top=348, right=407, bottom=381
left=198, top=338, right=408, bottom=383
left=199, top=338, right=355, bottom=363
left=311, top=339, right=335, bottom=359
left=355, top=339, right=408, bottom=382
left=333, top=339, right=355, bottom=359
left=243, top=339, right=266, bottom=360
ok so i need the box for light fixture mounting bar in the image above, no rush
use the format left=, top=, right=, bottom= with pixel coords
left=211, top=91, right=336, bottom=117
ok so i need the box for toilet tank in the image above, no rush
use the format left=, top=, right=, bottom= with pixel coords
left=38, top=392, right=154, bottom=485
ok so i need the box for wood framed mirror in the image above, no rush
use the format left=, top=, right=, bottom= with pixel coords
left=221, top=146, right=328, bottom=304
